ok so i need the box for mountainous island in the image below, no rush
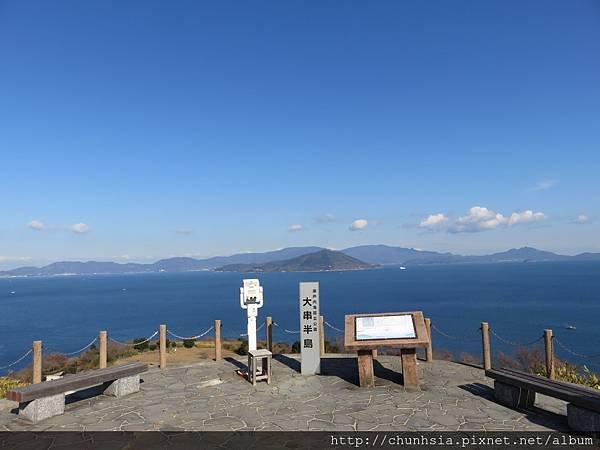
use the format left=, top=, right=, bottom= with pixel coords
left=216, top=249, right=377, bottom=272
left=1, top=245, right=599, bottom=277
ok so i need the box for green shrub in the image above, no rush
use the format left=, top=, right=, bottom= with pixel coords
left=325, top=340, right=340, bottom=353
left=235, top=340, right=248, bottom=356
left=291, top=341, right=300, bottom=353
left=148, top=343, right=157, bottom=351
left=183, top=338, right=196, bottom=348
left=0, top=377, right=28, bottom=399
left=171, top=341, right=177, bottom=348
left=133, top=338, right=150, bottom=351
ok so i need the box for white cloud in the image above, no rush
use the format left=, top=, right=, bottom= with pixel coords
left=0, top=256, right=32, bottom=262
left=507, top=210, right=546, bottom=226
left=531, top=179, right=557, bottom=191
left=419, top=213, right=448, bottom=229
left=575, top=214, right=591, bottom=224
left=447, top=206, right=546, bottom=233
left=289, top=224, right=304, bottom=232
left=71, top=223, right=90, bottom=234
left=316, top=213, right=336, bottom=223
left=27, top=220, right=44, bottom=231
left=349, top=219, right=368, bottom=231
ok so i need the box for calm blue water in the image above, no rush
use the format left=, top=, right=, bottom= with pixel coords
left=1, top=262, right=599, bottom=374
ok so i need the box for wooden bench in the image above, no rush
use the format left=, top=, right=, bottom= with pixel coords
left=486, top=368, right=600, bottom=432
left=7, top=362, right=148, bottom=423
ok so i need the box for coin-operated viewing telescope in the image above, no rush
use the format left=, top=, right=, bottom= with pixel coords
left=240, top=278, right=264, bottom=352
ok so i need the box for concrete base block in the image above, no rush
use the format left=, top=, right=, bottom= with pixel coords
left=103, top=374, right=140, bottom=398
left=494, top=381, right=535, bottom=409
left=567, top=403, right=600, bottom=432
left=18, top=394, right=65, bottom=423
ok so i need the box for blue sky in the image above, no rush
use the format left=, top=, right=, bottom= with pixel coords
left=1, top=1, right=599, bottom=268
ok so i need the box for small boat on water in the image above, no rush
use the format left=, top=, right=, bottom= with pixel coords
left=400, top=266, right=407, bottom=270
left=9, top=291, right=16, bottom=295
left=566, top=325, right=576, bottom=330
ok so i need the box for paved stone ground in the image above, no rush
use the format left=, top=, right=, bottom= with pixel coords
left=0, top=355, right=570, bottom=432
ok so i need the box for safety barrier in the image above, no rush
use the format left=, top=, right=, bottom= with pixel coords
left=3, top=316, right=598, bottom=384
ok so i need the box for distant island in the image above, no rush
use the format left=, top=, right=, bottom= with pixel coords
left=1, top=245, right=599, bottom=277
left=216, top=249, right=377, bottom=272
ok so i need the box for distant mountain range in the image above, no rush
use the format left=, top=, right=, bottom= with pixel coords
left=1, top=245, right=599, bottom=277
left=216, top=249, right=376, bottom=272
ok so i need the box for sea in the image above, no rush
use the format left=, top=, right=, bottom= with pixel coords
left=1, top=261, right=599, bottom=375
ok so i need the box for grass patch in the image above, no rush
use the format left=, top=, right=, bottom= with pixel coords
left=0, top=377, right=28, bottom=399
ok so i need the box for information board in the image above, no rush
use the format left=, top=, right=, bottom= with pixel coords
left=299, top=282, right=321, bottom=375
left=355, top=314, right=416, bottom=340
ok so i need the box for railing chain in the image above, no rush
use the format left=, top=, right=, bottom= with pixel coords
left=167, top=326, right=214, bottom=340
left=431, top=324, right=481, bottom=342
left=109, top=330, right=158, bottom=346
left=489, top=329, right=543, bottom=347
left=0, top=349, right=33, bottom=371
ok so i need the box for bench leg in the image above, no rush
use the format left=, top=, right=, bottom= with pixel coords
left=567, top=403, right=600, bottom=432
left=103, top=374, right=141, bottom=398
left=494, top=380, right=535, bottom=409
left=18, top=394, right=65, bottom=423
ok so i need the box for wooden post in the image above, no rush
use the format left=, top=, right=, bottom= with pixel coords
left=159, top=324, right=167, bottom=369
left=481, top=322, right=491, bottom=370
left=99, top=331, right=107, bottom=369
left=32, top=340, right=42, bottom=384
left=424, top=318, right=433, bottom=362
left=357, top=349, right=375, bottom=388
left=319, top=315, right=325, bottom=356
left=265, top=317, right=273, bottom=352
left=544, top=329, right=555, bottom=379
left=401, top=348, right=418, bottom=387
left=214, top=319, right=222, bottom=361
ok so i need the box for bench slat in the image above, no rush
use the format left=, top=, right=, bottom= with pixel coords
left=7, top=362, right=148, bottom=403
left=489, top=368, right=600, bottom=398
left=486, top=368, right=600, bottom=412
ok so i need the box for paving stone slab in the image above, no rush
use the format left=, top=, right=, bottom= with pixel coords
left=0, top=356, right=569, bottom=432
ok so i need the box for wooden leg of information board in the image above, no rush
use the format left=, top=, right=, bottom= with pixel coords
left=357, top=349, right=375, bottom=388
left=401, top=348, right=418, bottom=388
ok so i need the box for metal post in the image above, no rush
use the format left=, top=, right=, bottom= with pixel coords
left=544, top=329, right=554, bottom=379
left=481, top=322, right=491, bottom=370
left=266, top=316, right=273, bottom=352
left=99, top=331, right=107, bottom=369
left=214, top=319, right=222, bottom=361
left=32, top=340, right=42, bottom=384
left=159, top=325, right=167, bottom=369
left=319, top=315, right=325, bottom=356
left=425, top=318, right=433, bottom=362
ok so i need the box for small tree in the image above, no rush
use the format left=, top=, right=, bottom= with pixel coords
left=183, top=338, right=196, bottom=348
left=235, top=340, right=248, bottom=356
left=133, top=338, right=150, bottom=351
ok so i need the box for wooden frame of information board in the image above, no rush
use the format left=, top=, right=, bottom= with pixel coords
left=344, top=311, right=430, bottom=388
